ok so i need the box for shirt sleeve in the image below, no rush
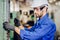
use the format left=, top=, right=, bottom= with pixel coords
left=20, top=24, right=54, bottom=40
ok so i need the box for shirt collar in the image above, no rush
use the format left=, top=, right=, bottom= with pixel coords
left=38, top=13, right=49, bottom=24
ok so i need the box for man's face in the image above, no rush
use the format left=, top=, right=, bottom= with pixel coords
left=34, top=6, right=45, bottom=18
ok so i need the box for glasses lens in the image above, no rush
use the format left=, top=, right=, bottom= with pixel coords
left=40, top=6, right=45, bottom=10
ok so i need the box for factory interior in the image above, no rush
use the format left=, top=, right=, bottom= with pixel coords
left=0, top=0, right=60, bottom=40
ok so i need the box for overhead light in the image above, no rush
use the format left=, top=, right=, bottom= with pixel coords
left=53, top=0, right=56, bottom=2
left=55, top=2, right=60, bottom=6
left=48, top=0, right=56, bottom=3
left=48, top=0, right=53, bottom=3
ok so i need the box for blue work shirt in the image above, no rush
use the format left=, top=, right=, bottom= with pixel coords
left=20, top=13, right=56, bottom=40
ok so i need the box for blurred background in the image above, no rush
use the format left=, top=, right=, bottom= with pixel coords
left=0, top=0, right=60, bottom=40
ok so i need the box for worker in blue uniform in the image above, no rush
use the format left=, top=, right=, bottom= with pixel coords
left=3, top=0, right=56, bottom=40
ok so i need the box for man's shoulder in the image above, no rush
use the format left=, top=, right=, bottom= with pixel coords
left=41, top=18, right=54, bottom=24
left=44, top=18, right=56, bottom=26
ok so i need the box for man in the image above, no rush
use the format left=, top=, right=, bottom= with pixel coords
left=3, top=0, right=56, bottom=40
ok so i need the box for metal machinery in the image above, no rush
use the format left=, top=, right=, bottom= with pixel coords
left=0, top=0, right=10, bottom=40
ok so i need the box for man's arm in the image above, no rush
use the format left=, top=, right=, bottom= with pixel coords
left=15, top=25, right=25, bottom=35
left=3, top=21, right=56, bottom=40
left=15, top=27, right=20, bottom=35
left=19, top=24, right=56, bottom=40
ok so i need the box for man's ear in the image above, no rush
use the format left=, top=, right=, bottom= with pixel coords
left=42, top=7, right=47, bottom=12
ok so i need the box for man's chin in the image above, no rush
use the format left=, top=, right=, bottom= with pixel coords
left=36, top=16, right=39, bottom=18
left=36, top=15, right=42, bottom=18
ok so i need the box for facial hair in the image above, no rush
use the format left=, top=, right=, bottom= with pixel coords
left=36, top=11, right=43, bottom=18
left=39, top=12, right=43, bottom=18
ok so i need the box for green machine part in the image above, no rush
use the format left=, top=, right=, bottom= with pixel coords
left=0, top=0, right=8, bottom=40
left=10, top=12, right=17, bottom=40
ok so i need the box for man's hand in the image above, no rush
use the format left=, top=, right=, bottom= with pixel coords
left=3, top=22, right=15, bottom=31
left=19, top=25, right=24, bottom=30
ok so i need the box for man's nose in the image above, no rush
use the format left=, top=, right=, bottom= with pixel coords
left=34, top=9, right=37, bottom=14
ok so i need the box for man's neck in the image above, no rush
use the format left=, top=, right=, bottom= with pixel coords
left=40, top=12, right=47, bottom=19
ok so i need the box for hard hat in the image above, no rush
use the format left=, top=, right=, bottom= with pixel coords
left=31, top=0, right=48, bottom=8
